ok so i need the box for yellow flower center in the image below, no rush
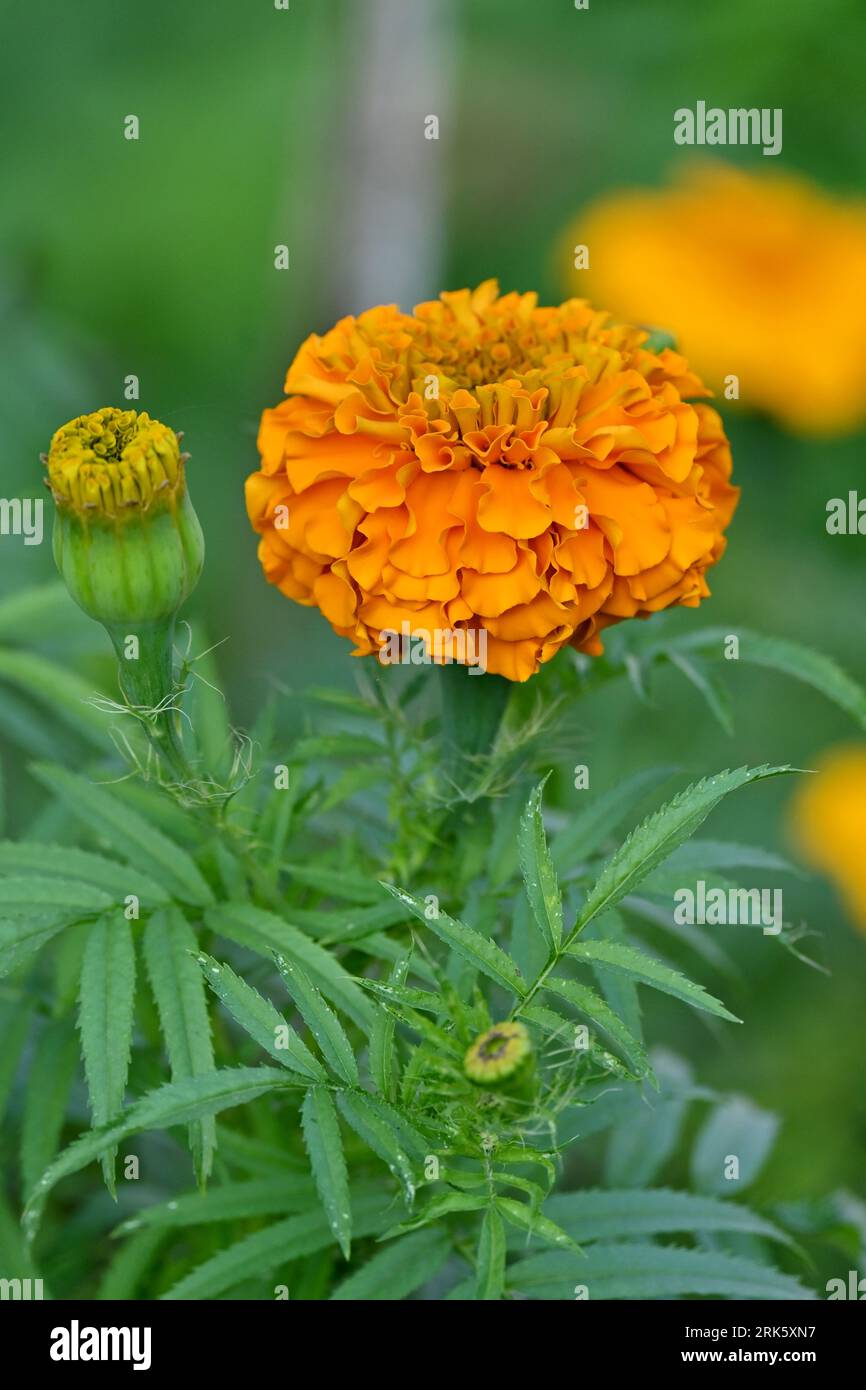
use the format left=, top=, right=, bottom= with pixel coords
left=46, top=408, right=184, bottom=518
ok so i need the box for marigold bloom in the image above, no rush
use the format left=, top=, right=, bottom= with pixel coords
left=568, top=164, right=866, bottom=437
left=791, top=746, right=866, bottom=936
left=247, top=282, right=737, bottom=681
left=464, top=1022, right=532, bottom=1085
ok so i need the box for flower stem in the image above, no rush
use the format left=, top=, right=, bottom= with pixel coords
left=437, top=661, right=511, bottom=775
left=105, top=618, right=192, bottom=783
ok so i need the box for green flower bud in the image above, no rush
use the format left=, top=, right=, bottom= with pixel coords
left=464, top=1021, right=532, bottom=1088
left=46, top=408, right=204, bottom=628
left=44, top=408, right=205, bottom=783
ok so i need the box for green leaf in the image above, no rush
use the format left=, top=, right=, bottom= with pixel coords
left=96, top=1228, right=166, bottom=1301
left=476, top=1205, right=507, bottom=1301
left=369, top=954, right=409, bottom=1102
left=380, top=883, right=526, bottom=998
left=551, top=766, right=675, bottom=871
left=78, top=916, right=136, bottom=1193
left=661, top=839, right=802, bottom=878
left=0, top=876, right=113, bottom=916
left=669, top=626, right=866, bottom=730
left=691, top=1097, right=779, bottom=1195
left=20, top=1018, right=78, bottom=1199
left=0, top=582, right=74, bottom=643
left=24, top=1067, right=294, bottom=1241
left=31, top=764, right=213, bottom=906
left=337, top=1090, right=416, bottom=1201
left=331, top=1227, right=450, bottom=1300
left=142, top=910, right=216, bottom=1186
left=0, top=649, right=108, bottom=747
left=0, top=841, right=171, bottom=905
left=196, top=950, right=324, bottom=1082
left=275, top=954, right=358, bottom=1086
left=115, top=1176, right=318, bottom=1234
left=206, top=903, right=373, bottom=1031
left=0, top=1000, right=32, bottom=1124
left=507, top=1243, right=815, bottom=1300
left=565, top=939, right=739, bottom=1022
left=162, top=1191, right=393, bottom=1300
left=574, top=765, right=794, bottom=931
left=302, top=1086, right=352, bottom=1259
left=542, top=1188, right=793, bottom=1248
left=518, top=777, right=562, bottom=953
left=0, top=914, right=70, bottom=976
left=668, top=649, right=734, bottom=735
left=384, top=1191, right=488, bottom=1236
left=284, top=864, right=383, bottom=904
left=533, top=980, right=651, bottom=1079
left=496, top=1197, right=578, bottom=1250
left=604, top=1079, right=691, bottom=1188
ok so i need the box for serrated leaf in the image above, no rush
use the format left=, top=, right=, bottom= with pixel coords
left=496, top=1197, right=579, bottom=1250
left=551, top=766, right=676, bottom=871
left=381, top=883, right=526, bottom=998
left=331, top=1227, right=450, bottom=1300
left=566, top=938, right=739, bottom=1022
left=161, top=1191, right=393, bottom=1300
left=507, top=1243, right=815, bottom=1300
left=20, top=1018, right=78, bottom=1199
left=302, top=1086, right=352, bottom=1259
left=383, top=1191, right=488, bottom=1237
left=574, top=765, right=794, bottom=931
left=476, top=1205, right=506, bottom=1301
left=196, top=950, right=324, bottom=1082
left=142, top=910, right=216, bottom=1185
left=206, top=903, right=373, bottom=1031
left=369, top=954, right=409, bottom=1102
left=534, top=979, right=651, bottom=1079
left=24, top=1067, right=294, bottom=1241
left=0, top=876, right=112, bottom=916
left=114, top=1175, right=317, bottom=1234
left=275, top=955, right=358, bottom=1085
left=78, top=916, right=136, bottom=1193
left=284, top=864, right=383, bottom=904
left=31, top=764, right=213, bottom=906
left=518, top=777, right=562, bottom=953
left=542, top=1188, right=793, bottom=1248
left=670, top=626, right=866, bottom=730
left=0, top=914, right=71, bottom=977
left=337, top=1090, right=416, bottom=1202
left=0, top=841, right=171, bottom=905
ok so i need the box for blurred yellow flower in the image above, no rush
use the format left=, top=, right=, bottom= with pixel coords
left=792, top=746, right=866, bottom=935
left=566, top=163, right=866, bottom=437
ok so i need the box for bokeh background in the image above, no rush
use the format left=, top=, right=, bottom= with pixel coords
left=1, top=0, right=863, bottom=1206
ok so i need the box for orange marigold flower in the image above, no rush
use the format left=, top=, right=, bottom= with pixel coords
left=567, top=163, right=866, bottom=437
left=791, top=746, right=866, bottom=937
left=246, top=281, right=738, bottom=682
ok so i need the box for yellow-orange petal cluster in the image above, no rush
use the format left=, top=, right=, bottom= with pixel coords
left=791, top=746, right=866, bottom=937
left=567, top=163, right=866, bottom=437
left=246, top=281, right=738, bottom=681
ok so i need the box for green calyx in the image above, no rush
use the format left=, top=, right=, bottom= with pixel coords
left=52, top=487, right=204, bottom=629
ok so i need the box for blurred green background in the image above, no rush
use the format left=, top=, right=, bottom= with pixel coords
left=0, top=0, right=863, bottom=1202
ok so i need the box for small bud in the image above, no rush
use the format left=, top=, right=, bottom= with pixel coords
left=46, top=407, right=204, bottom=629
left=464, top=1021, right=532, bottom=1088
left=44, top=408, right=205, bottom=781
